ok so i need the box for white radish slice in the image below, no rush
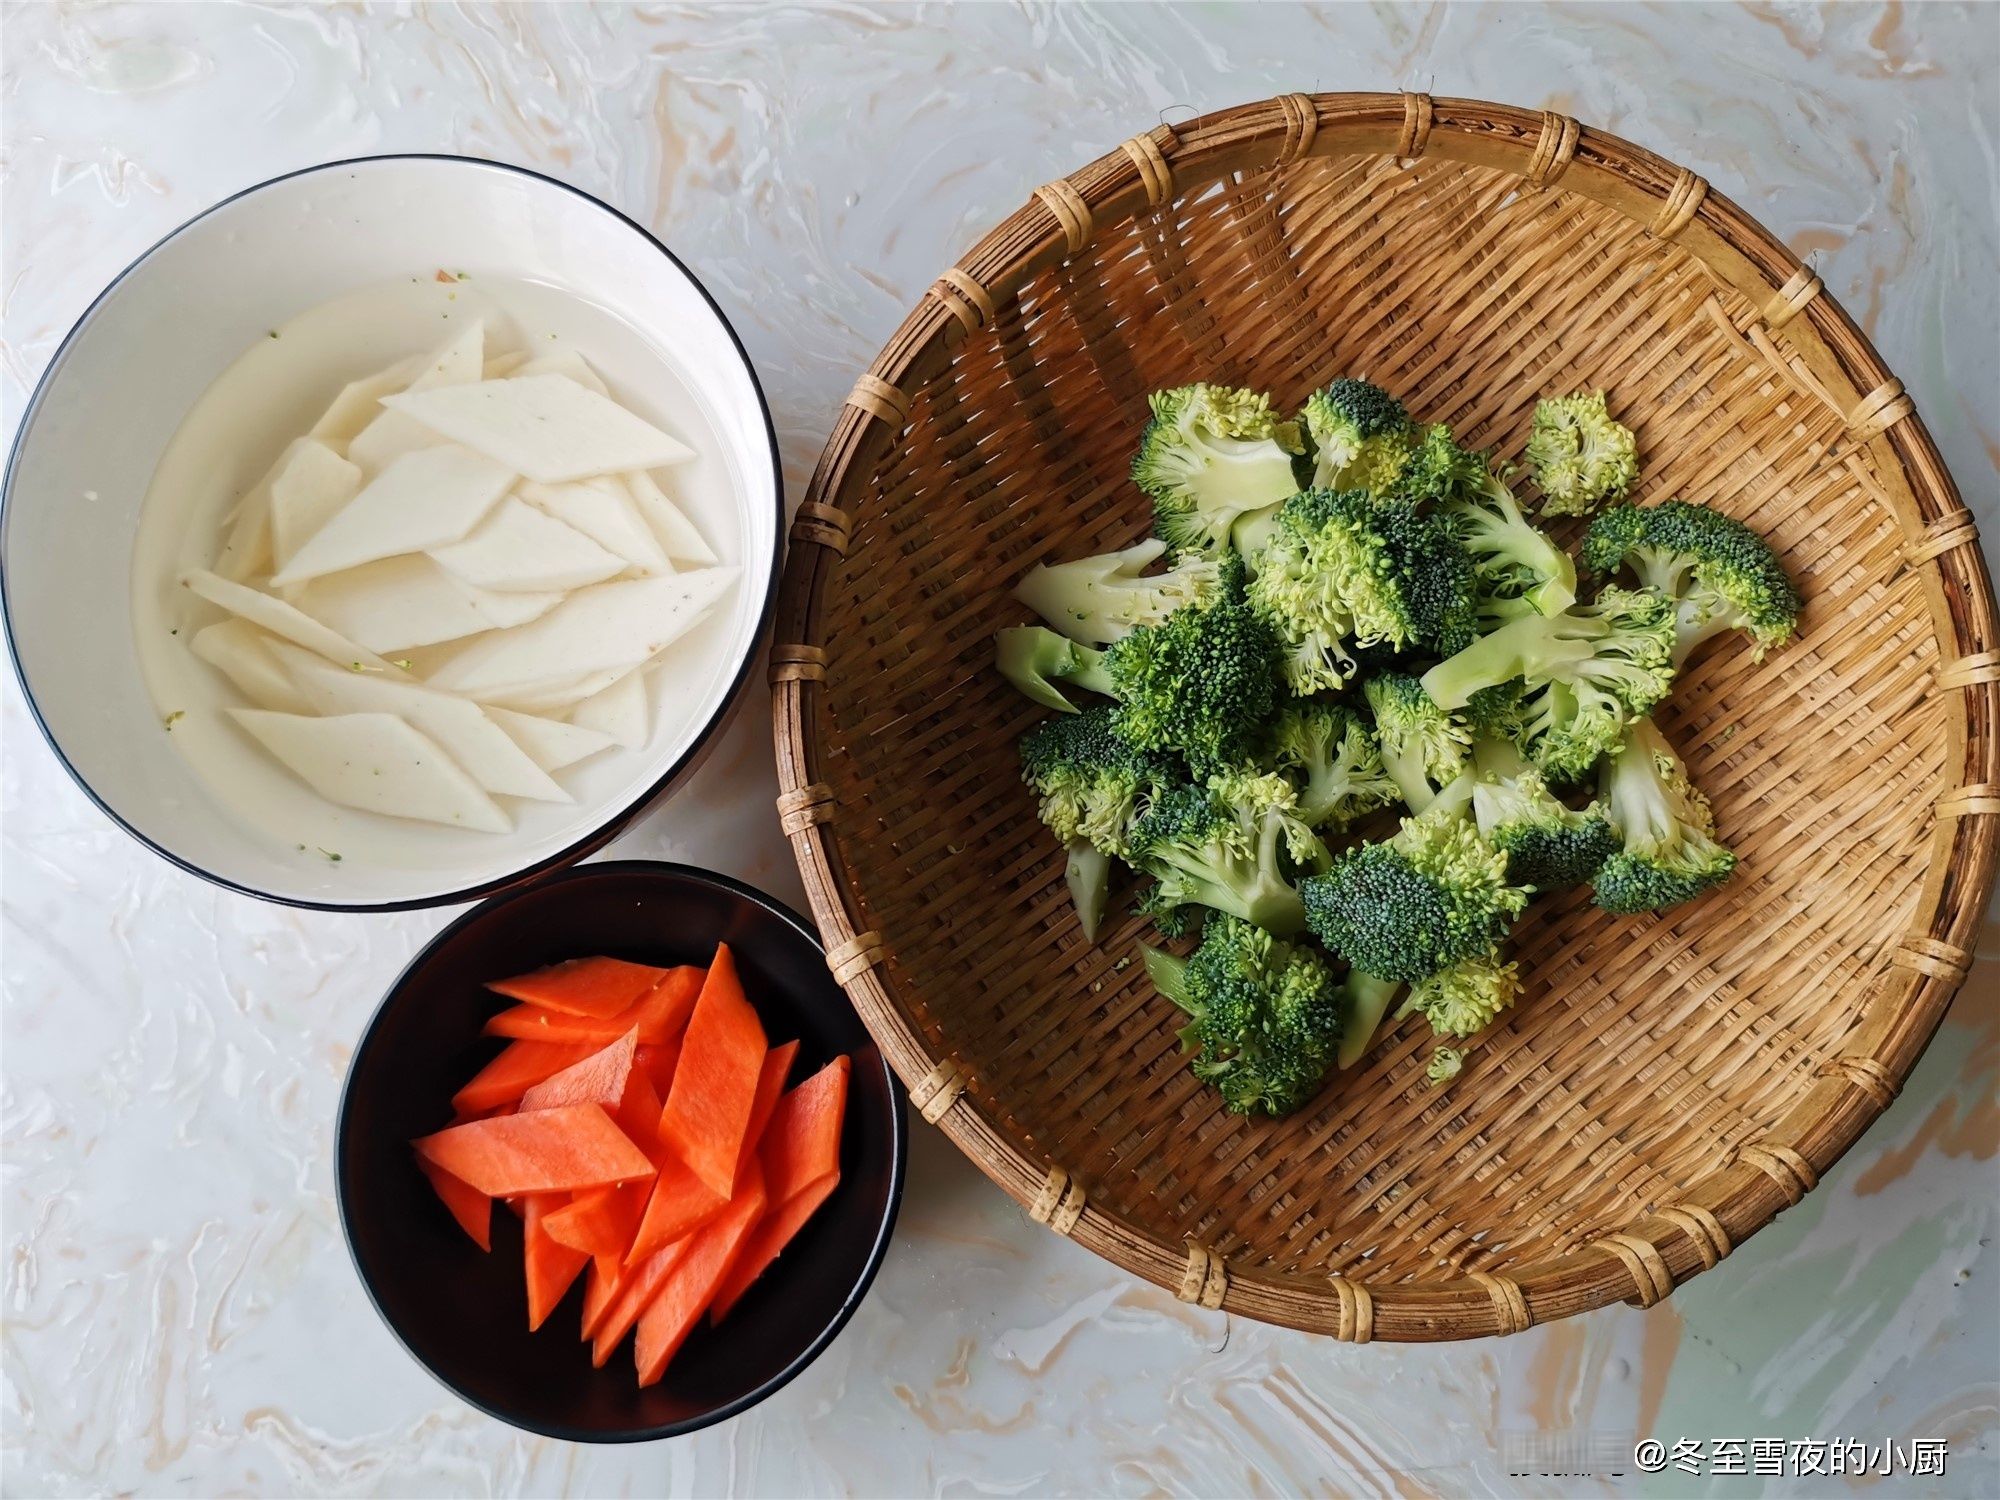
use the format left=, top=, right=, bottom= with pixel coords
left=309, top=353, right=425, bottom=447
left=214, top=440, right=303, bottom=581
left=568, top=668, right=649, bottom=747
left=509, top=350, right=609, bottom=397
left=269, top=439, right=363, bottom=571
left=480, top=667, right=632, bottom=714
left=622, top=468, right=717, bottom=566
left=518, top=478, right=670, bottom=575
left=488, top=707, right=615, bottom=771
left=262, top=639, right=569, bottom=803
left=269, top=444, right=515, bottom=587
left=292, top=555, right=563, bottom=653
left=425, top=569, right=738, bottom=700
left=189, top=620, right=312, bottom=715
left=229, top=709, right=511, bottom=833
left=405, top=320, right=483, bottom=392
left=427, top=496, right=626, bottom=593
left=483, top=351, right=529, bottom=378
left=384, top=374, right=693, bottom=481
left=182, top=569, right=406, bottom=677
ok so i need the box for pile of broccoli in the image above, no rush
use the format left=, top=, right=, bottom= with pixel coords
left=998, top=377, right=1799, bottom=1116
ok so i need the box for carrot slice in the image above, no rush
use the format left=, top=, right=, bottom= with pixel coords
left=519, top=1030, right=637, bottom=1112
left=417, top=1157, right=492, bottom=1251
left=762, top=1056, right=850, bottom=1207
left=580, top=1258, right=621, bottom=1341
left=657, top=945, right=767, bottom=1199
left=483, top=967, right=703, bottom=1045
left=624, top=1154, right=727, bottom=1266
left=634, top=1168, right=768, bottom=1386
left=634, top=1042, right=680, bottom=1097
left=589, top=1237, right=696, bottom=1368
left=488, top=956, right=668, bottom=1018
left=413, top=1105, right=654, bottom=1196
left=522, top=1193, right=590, bottom=1331
left=733, top=1040, right=800, bottom=1187
left=709, top=1170, right=839, bottom=1323
left=451, top=1039, right=597, bottom=1115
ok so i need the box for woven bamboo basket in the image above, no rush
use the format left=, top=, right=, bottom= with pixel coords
left=771, top=93, right=1998, bottom=1340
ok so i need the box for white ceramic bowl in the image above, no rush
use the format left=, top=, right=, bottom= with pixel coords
left=1, top=156, right=781, bottom=909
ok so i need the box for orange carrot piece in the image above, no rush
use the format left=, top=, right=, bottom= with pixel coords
left=634, top=1169, right=768, bottom=1386
left=709, top=1171, right=839, bottom=1323
left=483, top=966, right=703, bottom=1045
left=487, top=956, right=668, bottom=1018
left=733, top=1040, right=800, bottom=1187
left=657, top=945, right=767, bottom=1199
left=417, top=1157, right=493, bottom=1251
left=519, top=1030, right=637, bottom=1112
left=634, top=1042, right=680, bottom=1097
left=451, top=1040, right=597, bottom=1116
left=589, top=1237, right=697, bottom=1368
left=762, top=1056, right=850, bottom=1207
left=522, top=1194, right=590, bottom=1331
left=580, top=1258, right=621, bottom=1340
left=624, top=1153, right=727, bottom=1266
left=414, top=1105, right=654, bottom=1197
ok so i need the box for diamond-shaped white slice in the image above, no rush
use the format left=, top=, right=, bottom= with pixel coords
left=214, top=440, right=303, bottom=581
left=427, top=496, right=626, bottom=593
left=269, top=439, right=363, bottom=571
left=488, top=708, right=615, bottom=772
left=189, top=620, right=312, bottom=715
left=269, top=444, right=515, bottom=588
left=263, top=640, right=568, bottom=802
left=309, top=353, right=425, bottom=447
left=483, top=351, right=529, bottom=379
left=481, top=666, right=633, bottom=714
left=405, top=320, right=483, bottom=392
left=291, top=555, right=564, bottom=653
left=384, top=374, right=693, bottom=482
left=229, top=709, right=510, bottom=832
left=518, top=478, right=670, bottom=575
left=182, top=569, right=406, bottom=677
left=622, top=468, right=717, bottom=566
left=509, top=350, right=609, bottom=397
left=568, top=668, right=649, bottom=748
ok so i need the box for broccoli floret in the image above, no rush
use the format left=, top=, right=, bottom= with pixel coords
left=1133, top=384, right=1303, bottom=555
left=1583, top=501, right=1801, bottom=665
left=1469, top=735, right=1619, bottom=890
left=1363, top=672, right=1471, bottom=810
left=1426, top=1046, right=1466, bottom=1085
left=1395, top=424, right=1577, bottom=619
left=1419, top=586, right=1677, bottom=782
left=1300, top=776, right=1527, bottom=985
left=1247, top=489, right=1476, bottom=693
left=1018, top=705, right=1172, bottom=859
left=1127, top=772, right=1323, bottom=936
left=1594, top=716, right=1737, bottom=913
left=1141, top=915, right=1343, bottom=1116
left=1014, top=537, right=1224, bottom=646
left=1300, top=378, right=1416, bottom=495
left=998, top=589, right=1283, bottom=771
left=1397, top=948, right=1521, bottom=1038
left=1266, top=699, right=1401, bottom=831
left=1527, top=390, right=1638, bottom=517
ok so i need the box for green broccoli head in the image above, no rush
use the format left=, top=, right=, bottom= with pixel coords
left=1469, top=735, right=1620, bottom=890
left=1583, top=501, right=1801, bottom=665
left=1099, top=584, right=1284, bottom=770
left=1133, top=384, right=1303, bottom=555
left=1247, top=489, right=1475, bottom=694
left=1420, top=586, right=1677, bottom=783
left=1399, top=949, right=1522, bottom=1038
left=1363, top=672, right=1472, bottom=809
left=1266, top=698, right=1401, bottom=831
left=1300, top=778, right=1528, bottom=984
left=1396, top=424, right=1578, bottom=619
left=1526, top=390, right=1638, bottom=516
left=1014, top=537, right=1224, bottom=646
left=1301, top=378, right=1417, bottom=495
left=1127, top=773, right=1321, bottom=936
left=1594, top=716, right=1738, bottom=913
left=1018, top=704, right=1173, bottom=858
left=1143, top=914, right=1343, bottom=1116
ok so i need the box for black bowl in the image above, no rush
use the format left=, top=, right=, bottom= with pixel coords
left=336, top=860, right=906, bottom=1442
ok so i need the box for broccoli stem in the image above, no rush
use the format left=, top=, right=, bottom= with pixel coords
left=1335, top=971, right=1405, bottom=1069
left=1140, top=945, right=1190, bottom=1009
left=1065, top=840, right=1110, bottom=940
left=1470, top=734, right=1532, bottom=781
left=1420, top=611, right=1601, bottom=710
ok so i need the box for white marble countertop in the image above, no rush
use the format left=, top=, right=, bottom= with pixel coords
left=4, top=4, right=1996, bottom=1496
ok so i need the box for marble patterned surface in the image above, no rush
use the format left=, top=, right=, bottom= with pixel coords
left=4, top=4, right=1997, bottom=1496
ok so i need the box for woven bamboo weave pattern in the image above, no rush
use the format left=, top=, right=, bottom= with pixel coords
left=773, top=94, right=1998, bottom=1339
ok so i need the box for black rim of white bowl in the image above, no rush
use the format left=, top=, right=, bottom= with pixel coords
left=0, top=154, right=785, bottom=912
left=333, top=860, right=909, bottom=1442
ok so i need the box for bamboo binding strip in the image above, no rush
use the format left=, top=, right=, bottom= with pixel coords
left=773, top=92, right=1998, bottom=1341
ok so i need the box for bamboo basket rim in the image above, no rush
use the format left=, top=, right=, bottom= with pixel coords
left=771, top=92, right=1999, bottom=1341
